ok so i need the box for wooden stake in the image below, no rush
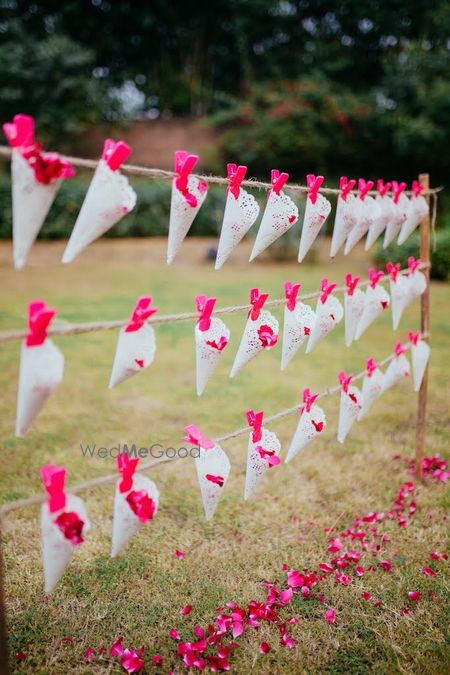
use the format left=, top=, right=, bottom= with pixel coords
left=415, top=173, right=430, bottom=478
left=0, top=520, right=9, bottom=674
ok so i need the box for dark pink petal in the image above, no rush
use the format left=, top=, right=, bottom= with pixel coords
left=325, top=608, right=336, bottom=624
left=85, top=647, right=94, bottom=663
left=111, top=638, right=124, bottom=656
left=355, top=566, right=365, bottom=577
left=287, top=569, right=304, bottom=588
left=181, top=605, right=193, bottom=616
left=120, top=648, right=145, bottom=673
left=422, top=566, right=436, bottom=577
left=175, top=549, right=185, bottom=559
left=402, top=607, right=411, bottom=616
left=379, top=560, right=392, bottom=572
left=98, top=646, right=106, bottom=656
left=327, top=538, right=343, bottom=553
left=408, top=592, right=421, bottom=601
left=319, top=563, right=334, bottom=573
left=259, top=642, right=271, bottom=654
left=279, top=588, right=294, bottom=604
left=170, top=628, right=180, bottom=641
left=362, top=592, right=372, bottom=601
left=15, top=651, right=26, bottom=661
left=194, top=626, right=205, bottom=638
left=153, top=654, right=163, bottom=666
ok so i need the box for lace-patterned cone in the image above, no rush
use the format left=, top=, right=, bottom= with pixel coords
left=215, top=189, right=260, bottom=269
left=337, top=385, right=362, bottom=443
left=330, top=194, right=358, bottom=258
left=195, top=318, right=230, bottom=395
left=230, top=310, right=279, bottom=378
left=244, top=427, right=281, bottom=500
left=354, top=285, right=390, bottom=340
left=249, top=191, right=298, bottom=261
left=285, top=404, right=326, bottom=463
left=344, top=288, right=365, bottom=347
left=344, top=197, right=380, bottom=254
left=109, top=324, right=156, bottom=389
left=365, top=197, right=394, bottom=251
left=167, top=176, right=208, bottom=264
left=389, top=276, right=411, bottom=330
left=11, top=150, right=61, bottom=270
left=381, top=354, right=411, bottom=393
left=195, top=443, right=231, bottom=521
left=411, top=340, right=430, bottom=392
left=110, top=474, right=159, bottom=557
left=16, top=340, right=64, bottom=437
left=41, top=494, right=90, bottom=593
left=298, top=193, right=331, bottom=262
left=281, top=302, right=315, bottom=370
left=383, top=194, right=409, bottom=248
left=62, top=160, right=136, bottom=263
left=358, top=369, right=384, bottom=420
left=398, top=195, right=428, bottom=245
left=306, top=295, right=343, bottom=354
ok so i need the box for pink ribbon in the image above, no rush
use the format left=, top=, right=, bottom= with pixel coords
left=395, top=341, right=407, bottom=357
left=183, top=424, right=215, bottom=450
left=338, top=371, right=353, bottom=393
left=339, top=176, right=356, bottom=201
left=392, top=180, right=407, bottom=204
left=102, top=139, right=131, bottom=171
left=411, top=180, right=425, bottom=198
left=377, top=179, right=391, bottom=197
left=195, top=295, right=216, bottom=331
left=345, top=274, right=360, bottom=296
left=227, top=164, right=247, bottom=199
left=369, top=268, right=384, bottom=288
left=408, top=256, right=421, bottom=274
left=358, top=179, right=374, bottom=201
left=125, top=296, right=158, bottom=333
left=41, top=464, right=66, bottom=513
left=408, top=331, right=420, bottom=346
left=117, top=452, right=140, bottom=493
left=302, top=388, right=319, bottom=414
left=386, top=262, right=400, bottom=282
left=366, top=358, right=378, bottom=377
left=248, top=288, right=269, bottom=320
left=284, top=281, right=301, bottom=311
left=270, top=169, right=289, bottom=196
left=174, top=150, right=207, bottom=207
left=320, top=278, right=337, bottom=304
left=307, top=174, right=324, bottom=204
left=26, top=300, right=56, bottom=347
left=3, top=114, right=35, bottom=148
left=246, top=409, right=263, bottom=442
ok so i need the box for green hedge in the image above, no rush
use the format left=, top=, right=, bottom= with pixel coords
left=373, top=228, right=450, bottom=281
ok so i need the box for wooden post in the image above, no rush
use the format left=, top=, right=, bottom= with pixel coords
left=415, top=173, right=430, bottom=478
left=0, top=520, right=9, bottom=674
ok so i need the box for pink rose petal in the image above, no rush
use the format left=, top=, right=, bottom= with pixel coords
left=170, top=628, right=180, bottom=641
left=175, top=549, right=185, bottom=559
left=181, top=605, right=193, bottom=616
left=408, top=591, right=421, bottom=601
left=325, top=608, right=336, bottom=624
left=422, top=566, right=436, bottom=577
left=259, top=642, right=271, bottom=654
left=85, top=647, right=94, bottom=663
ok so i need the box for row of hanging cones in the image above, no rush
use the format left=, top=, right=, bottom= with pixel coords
left=3, top=114, right=428, bottom=270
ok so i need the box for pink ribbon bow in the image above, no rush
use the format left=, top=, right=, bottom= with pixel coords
left=345, top=274, right=360, bottom=296
left=392, top=181, right=407, bottom=204
left=270, top=169, right=289, bottom=196
left=183, top=424, right=215, bottom=450
left=411, top=180, right=425, bottom=198
left=320, top=278, right=337, bottom=304
left=117, top=452, right=140, bottom=493
left=366, top=358, right=378, bottom=377
left=339, top=176, right=356, bottom=201
left=338, top=371, right=353, bottom=393
left=377, top=179, right=391, bottom=197
left=41, top=464, right=67, bottom=513
left=195, top=295, right=217, bottom=331
left=246, top=409, right=264, bottom=443
left=386, top=262, right=400, bottom=282
left=174, top=150, right=207, bottom=207
left=248, top=288, right=269, bottom=320
left=125, top=296, right=158, bottom=332
left=369, top=268, right=384, bottom=288
left=408, top=331, right=420, bottom=346
left=395, top=341, right=407, bottom=357
left=26, top=300, right=56, bottom=347
left=408, top=256, right=421, bottom=274
left=227, top=164, right=247, bottom=199
left=3, top=114, right=35, bottom=148
left=102, top=138, right=132, bottom=171
left=284, top=281, right=301, bottom=311
left=307, top=174, right=324, bottom=204
left=358, top=179, right=374, bottom=201
left=302, top=388, right=319, bottom=414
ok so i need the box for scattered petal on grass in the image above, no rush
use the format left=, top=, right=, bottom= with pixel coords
left=175, top=550, right=185, bottom=559
left=181, top=605, right=193, bottom=616
left=422, top=566, right=436, bottom=577
left=15, top=651, right=26, bottom=661
left=327, top=538, right=343, bottom=553
left=111, top=638, right=124, bottom=656
left=430, top=551, right=447, bottom=560
left=408, top=592, right=421, bottom=601
left=325, top=608, right=336, bottom=624
left=319, top=563, right=334, bottom=573
left=287, top=569, right=304, bottom=587
left=355, top=566, right=365, bottom=576
left=120, top=647, right=145, bottom=673
left=259, top=642, right=271, bottom=654
left=169, top=628, right=180, bottom=641
left=279, top=588, right=294, bottom=604
left=402, top=607, right=411, bottom=616
left=153, top=654, right=163, bottom=666
left=380, top=560, right=392, bottom=572
left=98, top=646, right=106, bottom=656
left=85, top=647, right=94, bottom=663
left=362, top=592, right=372, bottom=601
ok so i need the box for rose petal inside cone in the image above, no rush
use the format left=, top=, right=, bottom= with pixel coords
left=244, top=427, right=281, bottom=500
left=111, top=474, right=159, bottom=557
left=230, top=310, right=278, bottom=377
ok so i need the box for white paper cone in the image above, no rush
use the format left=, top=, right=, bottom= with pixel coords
left=195, top=443, right=231, bottom=520
left=41, top=494, right=90, bottom=593
left=330, top=194, right=358, bottom=258
left=337, top=385, right=362, bottom=443
left=354, top=285, right=390, bottom=340
left=281, top=302, right=315, bottom=370
left=358, top=369, right=384, bottom=420
left=109, top=324, right=156, bottom=389
left=298, top=193, right=331, bottom=262
left=344, top=197, right=380, bottom=254
left=411, top=340, right=430, bottom=392
left=110, top=474, right=159, bottom=557
left=62, top=160, right=136, bottom=263
left=16, top=340, right=64, bottom=437
left=230, top=310, right=278, bottom=377
left=249, top=190, right=298, bottom=261
left=398, top=195, right=428, bottom=245
left=383, top=193, right=409, bottom=248
left=409, top=270, right=427, bottom=301
left=195, top=317, right=230, bottom=395
left=215, top=188, right=259, bottom=269
left=244, top=427, right=281, bottom=500
left=382, top=354, right=410, bottom=393
left=365, top=196, right=394, bottom=251
left=11, top=150, right=61, bottom=270
left=285, top=403, right=326, bottom=463
left=306, top=295, right=343, bottom=354
left=344, top=288, right=365, bottom=347
left=167, top=176, right=207, bottom=264
left=389, top=276, right=410, bottom=330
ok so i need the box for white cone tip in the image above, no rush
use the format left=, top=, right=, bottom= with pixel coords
left=195, top=443, right=231, bottom=520
left=337, top=385, right=362, bottom=443
left=109, top=324, right=156, bottom=389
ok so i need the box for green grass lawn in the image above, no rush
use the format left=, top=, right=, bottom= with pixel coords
left=0, top=237, right=449, bottom=674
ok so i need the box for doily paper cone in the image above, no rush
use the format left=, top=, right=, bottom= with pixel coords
left=16, top=339, right=64, bottom=437
left=411, top=340, right=430, bottom=392
left=344, top=289, right=365, bottom=347
left=215, top=189, right=259, bottom=269
left=383, top=194, right=409, bottom=248
left=195, top=317, right=230, bottom=395
left=63, top=160, right=136, bottom=263
left=249, top=191, right=298, bottom=261
left=244, top=427, right=281, bottom=500
left=285, top=404, right=326, bottom=463
left=382, top=354, right=410, bottom=393
left=390, top=272, right=426, bottom=330
left=354, top=285, right=390, bottom=340
left=109, top=324, right=156, bottom=389
left=398, top=195, right=428, bottom=245
left=298, top=193, right=331, bottom=262
left=306, top=295, right=343, bottom=354
left=281, top=302, right=315, bottom=370
left=195, top=443, right=231, bottom=521
left=330, top=194, right=358, bottom=258
left=111, top=474, right=159, bottom=557
left=365, top=196, right=393, bottom=251
left=230, top=310, right=278, bottom=377
left=167, top=176, right=207, bottom=264
left=337, top=385, right=362, bottom=443
left=344, top=197, right=380, bottom=254
left=358, top=369, right=384, bottom=420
